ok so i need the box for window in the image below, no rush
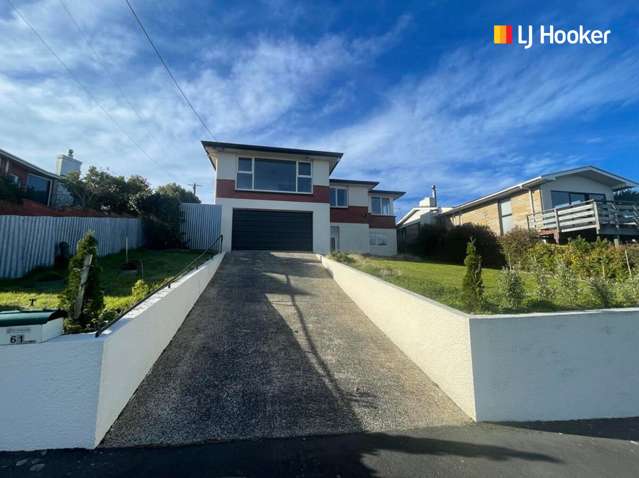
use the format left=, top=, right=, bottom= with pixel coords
left=371, top=196, right=391, bottom=215
left=551, top=190, right=607, bottom=208
left=330, top=187, right=348, bottom=207
left=236, top=158, right=312, bottom=193
left=369, top=232, right=388, bottom=246
left=499, top=198, right=513, bottom=234
left=25, top=174, right=51, bottom=205
left=236, top=157, right=253, bottom=189
left=297, top=162, right=312, bottom=193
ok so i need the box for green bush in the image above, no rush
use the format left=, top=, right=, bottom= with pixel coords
left=131, top=279, right=151, bottom=302
left=499, top=227, right=538, bottom=269
left=329, top=251, right=355, bottom=264
left=586, top=276, right=614, bottom=308
left=497, top=268, right=526, bottom=310
left=59, top=232, right=105, bottom=332
left=552, top=259, right=581, bottom=308
left=614, top=275, right=639, bottom=306
left=530, top=262, right=554, bottom=302
left=442, top=224, right=504, bottom=268
left=132, top=192, right=184, bottom=249
left=411, top=223, right=447, bottom=257
left=462, top=239, right=484, bottom=311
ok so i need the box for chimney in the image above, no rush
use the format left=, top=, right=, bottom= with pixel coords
left=56, top=149, right=82, bottom=176
left=418, top=185, right=438, bottom=208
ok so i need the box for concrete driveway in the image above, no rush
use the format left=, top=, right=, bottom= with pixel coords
left=103, top=251, right=468, bottom=447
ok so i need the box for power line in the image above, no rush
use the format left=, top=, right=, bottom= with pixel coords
left=58, top=0, right=148, bottom=126
left=6, top=0, right=164, bottom=174
left=124, top=0, right=215, bottom=139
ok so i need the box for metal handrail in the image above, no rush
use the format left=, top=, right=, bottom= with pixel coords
left=94, top=234, right=223, bottom=337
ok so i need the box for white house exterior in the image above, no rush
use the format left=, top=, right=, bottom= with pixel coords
left=202, top=142, right=404, bottom=256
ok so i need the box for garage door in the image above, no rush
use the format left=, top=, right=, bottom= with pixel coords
left=232, top=209, right=313, bottom=251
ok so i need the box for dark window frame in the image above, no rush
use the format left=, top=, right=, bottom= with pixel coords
left=551, top=190, right=607, bottom=208
left=235, top=157, right=313, bottom=194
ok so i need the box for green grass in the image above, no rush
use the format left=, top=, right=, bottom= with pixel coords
left=0, top=249, right=205, bottom=312
left=337, top=254, right=562, bottom=314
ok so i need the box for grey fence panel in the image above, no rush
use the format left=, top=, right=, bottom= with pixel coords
left=0, top=215, right=143, bottom=279
left=180, top=203, right=222, bottom=250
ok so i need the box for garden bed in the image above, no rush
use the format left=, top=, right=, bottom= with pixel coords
left=0, top=249, right=205, bottom=313
left=331, top=252, right=639, bottom=314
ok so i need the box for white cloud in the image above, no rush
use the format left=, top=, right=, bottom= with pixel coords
left=313, top=44, right=639, bottom=215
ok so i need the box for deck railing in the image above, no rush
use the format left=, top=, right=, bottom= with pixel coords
left=527, top=200, right=639, bottom=234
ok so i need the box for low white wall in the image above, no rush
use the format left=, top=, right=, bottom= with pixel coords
left=0, top=253, right=224, bottom=451
left=320, top=255, right=477, bottom=418
left=321, top=255, right=639, bottom=423
left=470, top=309, right=639, bottom=421
left=369, top=227, right=398, bottom=256
left=331, top=222, right=370, bottom=254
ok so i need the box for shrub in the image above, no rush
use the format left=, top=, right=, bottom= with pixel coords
left=499, top=227, right=538, bottom=269
left=614, top=275, right=639, bottom=307
left=552, top=259, right=581, bottom=308
left=329, top=251, right=354, bottom=264
left=462, top=239, right=484, bottom=311
left=530, top=261, right=554, bottom=302
left=411, top=223, right=447, bottom=257
left=59, top=232, right=105, bottom=332
left=586, top=276, right=614, bottom=308
left=442, top=224, right=505, bottom=267
left=131, top=279, right=151, bottom=302
left=132, top=192, right=184, bottom=249
left=497, top=267, right=526, bottom=310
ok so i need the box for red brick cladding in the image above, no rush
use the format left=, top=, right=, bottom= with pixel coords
left=330, top=206, right=368, bottom=223
left=368, top=215, right=396, bottom=229
left=216, top=179, right=329, bottom=203
left=5, top=160, right=30, bottom=184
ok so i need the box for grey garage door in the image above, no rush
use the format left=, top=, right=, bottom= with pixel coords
left=232, top=209, right=313, bottom=251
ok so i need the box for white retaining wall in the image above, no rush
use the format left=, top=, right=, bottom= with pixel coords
left=0, top=253, right=224, bottom=451
left=320, top=255, right=639, bottom=422
left=320, top=255, right=477, bottom=418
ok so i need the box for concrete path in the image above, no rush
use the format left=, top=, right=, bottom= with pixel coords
left=102, top=251, right=468, bottom=447
left=5, top=420, right=639, bottom=477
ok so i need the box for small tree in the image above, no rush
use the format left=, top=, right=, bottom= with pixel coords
left=497, top=267, right=526, bottom=310
left=59, top=232, right=104, bottom=332
left=462, top=238, right=484, bottom=311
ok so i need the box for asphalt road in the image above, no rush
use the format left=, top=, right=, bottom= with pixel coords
left=2, top=420, right=639, bottom=477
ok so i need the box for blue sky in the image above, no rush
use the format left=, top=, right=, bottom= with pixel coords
left=0, top=0, right=637, bottom=216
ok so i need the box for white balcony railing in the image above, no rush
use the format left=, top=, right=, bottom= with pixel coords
left=527, top=200, right=639, bottom=234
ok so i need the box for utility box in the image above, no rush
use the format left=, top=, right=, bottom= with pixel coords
left=0, top=310, right=66, bottom=345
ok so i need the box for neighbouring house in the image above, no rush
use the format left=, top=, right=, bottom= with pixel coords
left=202, top=141, right=405, bottom=255
left=399, top=166, right=639, bottom=245
left=397, top=185, right=452, bottom=249
left=0, top=148, right=81, bottom=208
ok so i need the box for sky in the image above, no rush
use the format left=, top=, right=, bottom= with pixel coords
left=0, top=0, right=638, bottom=217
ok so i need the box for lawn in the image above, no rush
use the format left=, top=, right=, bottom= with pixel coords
left=335, top=254, right=562, bottom=314
left=0, top=249, right=206, bottom=312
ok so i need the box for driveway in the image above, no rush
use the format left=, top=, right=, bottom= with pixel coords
left=103, top=251, right=468, bottom=447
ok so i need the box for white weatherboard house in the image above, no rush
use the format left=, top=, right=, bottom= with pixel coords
left=202, top=142, right=404, bottom=255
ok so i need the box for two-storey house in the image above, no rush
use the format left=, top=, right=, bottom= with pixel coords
left=202, top=141, right=404, bottom=255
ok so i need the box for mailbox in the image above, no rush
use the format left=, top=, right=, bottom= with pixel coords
left=0, top=310, right=66, bottom=345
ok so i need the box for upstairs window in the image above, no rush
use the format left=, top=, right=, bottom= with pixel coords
left=498, top=198, right=513, bottom=234
left=371, top=196, right=391, bottom=215
left=551, top=190, right=606, bottom=208
left=236, top=158, right=312, bottom=193
left=330, top=187, right=348, bottom=207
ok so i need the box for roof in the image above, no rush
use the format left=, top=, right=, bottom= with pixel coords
left=444, top=165, right=638, bottom=216
left=370, top=189, right=405, bottom=199
left=202, top=141, right=343, bottom=173
left=329, top=178, right=379, bottom=188
left=0, top=148, right=60, bottom=180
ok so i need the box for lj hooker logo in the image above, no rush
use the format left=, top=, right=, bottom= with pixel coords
left=494, top=25, right=611, bottom=48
